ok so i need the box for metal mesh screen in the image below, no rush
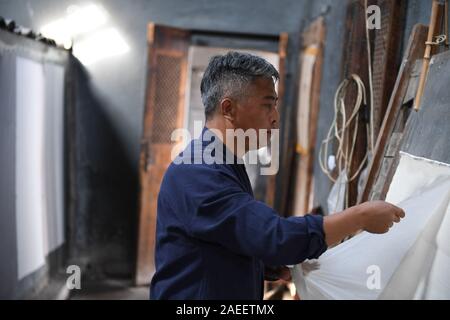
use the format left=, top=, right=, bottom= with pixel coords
left=151, top=54, right=182, bottom=144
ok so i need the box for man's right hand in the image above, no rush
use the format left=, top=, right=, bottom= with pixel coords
left=357, top=200, right=405, bottom=234
left=323, top=200, right=405, bottom=246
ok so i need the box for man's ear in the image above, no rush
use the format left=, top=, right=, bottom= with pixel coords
left=220, top=98, right=236, bottom=123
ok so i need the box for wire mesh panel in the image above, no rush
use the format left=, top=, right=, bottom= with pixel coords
left=151, top=54, right=183, bottom=144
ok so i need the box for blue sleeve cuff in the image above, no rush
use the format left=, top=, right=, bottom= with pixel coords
left=301, top=214, right=328, bottom=259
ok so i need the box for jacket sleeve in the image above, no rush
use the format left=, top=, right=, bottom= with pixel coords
left=183, top=165, right=328, bottom=266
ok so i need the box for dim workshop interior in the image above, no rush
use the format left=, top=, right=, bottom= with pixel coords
left=0, top=0, right=449, bottom=300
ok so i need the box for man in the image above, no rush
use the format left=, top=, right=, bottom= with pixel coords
left=150, top=51, right=404, bottom=299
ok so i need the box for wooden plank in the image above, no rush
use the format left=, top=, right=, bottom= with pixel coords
left=135, top=23, right=190, bottom=285
left=367, top=60, right=421, bottom=201
left=374, top=132, right=402, bottom=200
left=358, top=24, right=428, bottom=203
left=292, top=17, right=326, bottom=215
left=265, top=32, right=288, bottom=210
left=371, top=0, right=406, bottom=139
left=340, top=0, right=375, bottom=207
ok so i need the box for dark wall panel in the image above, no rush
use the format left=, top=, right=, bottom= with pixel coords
left=0, top=53, right=18, bottom=299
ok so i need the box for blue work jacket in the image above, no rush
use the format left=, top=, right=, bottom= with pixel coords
left=150, top=127, right=327, bottom=299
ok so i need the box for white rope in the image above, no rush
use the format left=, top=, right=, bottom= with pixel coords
left=318, top=75, right=370, bottom=183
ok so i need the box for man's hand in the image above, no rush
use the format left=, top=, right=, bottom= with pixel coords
left=323, top=200, right=405, bottom=246
left=278, top=266, right=292, bottom=282
left=264, top=266, right=292, bottom=282
left=358, top=200, right=405, bottom=233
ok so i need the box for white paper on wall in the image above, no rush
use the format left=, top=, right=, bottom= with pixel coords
left=15, top=56, right=46, bottom=280
left=42, top=63, right=65, bottom=255
left=15, top=58, right=66, bottom=281
left=291, top=152, right=450, bottom=299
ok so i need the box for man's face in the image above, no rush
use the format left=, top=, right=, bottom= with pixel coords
left=233, top=76, right=279, bottom=149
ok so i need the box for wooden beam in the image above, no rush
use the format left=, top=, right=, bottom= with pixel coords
left=265, top=32, right=288, bottom=210
left=371, top=0, right=406, bottom=138
left=340, top=0, right=375, bottom=207
left=292, top=17, right=326, bottom=215
left=414, top=1, right=446, bottom=111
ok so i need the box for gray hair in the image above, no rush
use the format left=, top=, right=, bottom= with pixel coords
left=200, top=51, right=279, bottom=120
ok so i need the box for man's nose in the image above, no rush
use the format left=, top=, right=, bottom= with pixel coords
left=271, top=106, right=280, bottom=129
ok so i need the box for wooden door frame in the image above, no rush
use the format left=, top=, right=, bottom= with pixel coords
left=135, top=23, right=289, bottom=286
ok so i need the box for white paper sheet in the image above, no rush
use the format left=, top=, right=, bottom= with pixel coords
left=15, top=58, right=66, bottom=280
left=292, top=152, right=450, bottom=299
left=15, top=56, right=46, bottom=280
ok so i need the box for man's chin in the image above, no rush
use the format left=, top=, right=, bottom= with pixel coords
left=265, top=130, right=273, bottom=146
left=257, top=139, right=270, bottom=150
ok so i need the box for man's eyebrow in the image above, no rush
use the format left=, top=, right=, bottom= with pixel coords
left=263, top=95, right=278, bottom=101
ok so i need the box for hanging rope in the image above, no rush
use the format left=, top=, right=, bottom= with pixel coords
left=318, top=0, right=375, bottom=209
left=318, top=74, right=371, bottom=183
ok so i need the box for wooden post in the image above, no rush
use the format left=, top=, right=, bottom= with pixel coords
left=265, top=32, right=288, bottom=211
left=292, top=17, right=326, bottom=215
left=414, top=0, right=441, bottom=111
left=371, top=0, right=406, bottom=139
left=339, top=0, right=375, bottom=208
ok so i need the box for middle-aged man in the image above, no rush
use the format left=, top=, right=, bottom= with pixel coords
left=150, top=51, right=405, bottom=299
